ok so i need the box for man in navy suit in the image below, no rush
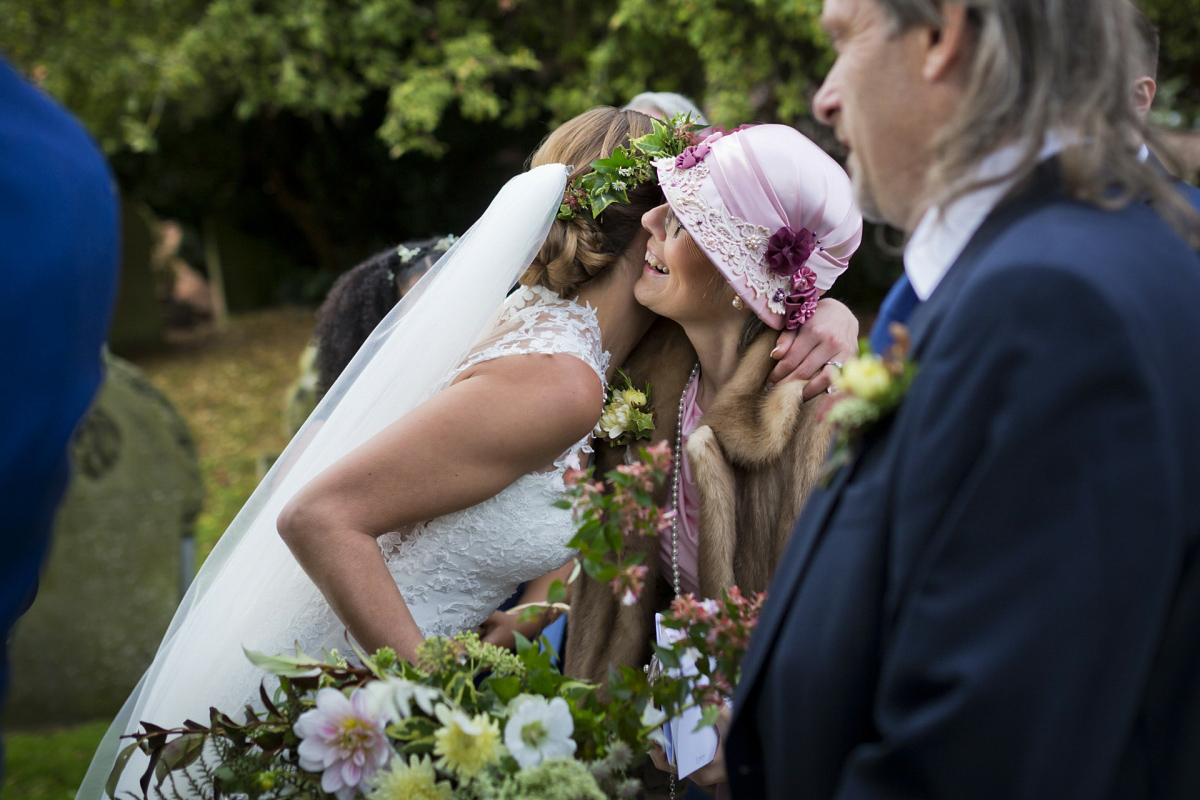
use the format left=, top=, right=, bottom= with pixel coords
left=0, top=55, right=119, bottom=731
left=726, top=1, right=1200, bottom=798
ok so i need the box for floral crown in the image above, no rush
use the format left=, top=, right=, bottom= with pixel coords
left=557, top=113, right=704, bottom=221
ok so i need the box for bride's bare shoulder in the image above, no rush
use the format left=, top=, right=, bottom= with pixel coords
left=456, top=351, right=604, bottom=443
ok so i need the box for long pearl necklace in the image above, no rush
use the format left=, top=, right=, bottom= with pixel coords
left=663, top=363, right=699, bottom=800
left=669, top=363, right=701, bottom=598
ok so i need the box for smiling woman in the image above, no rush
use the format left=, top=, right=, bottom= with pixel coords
left=564, top=126, right=863, bottom=795
left=635, top=204, right=739, bottom=327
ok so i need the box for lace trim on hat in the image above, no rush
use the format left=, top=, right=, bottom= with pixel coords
left=655, top=157, right=794, bottom=318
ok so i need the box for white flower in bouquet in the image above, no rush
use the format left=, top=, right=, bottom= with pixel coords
left=366, top=753, right=453, bottom=800
left=597, top=403, right=633, bottom=439
left=361, top=676, right=441, bottom=723
left=641, top=702, right=668, bottom=749
left=503, top=695, right=577, bottom=768
left=433, top=703, right=503, bottom=779
left=293, top=687, right=392, bottom=800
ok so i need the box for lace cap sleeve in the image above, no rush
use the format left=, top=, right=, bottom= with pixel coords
left=452, top=284, right=611, bottom=395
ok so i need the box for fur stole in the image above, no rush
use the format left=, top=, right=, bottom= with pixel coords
left=564, top=319, right=832, bottom=684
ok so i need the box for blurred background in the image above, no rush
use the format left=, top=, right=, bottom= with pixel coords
left=3, top=0, right=1198, bottom=795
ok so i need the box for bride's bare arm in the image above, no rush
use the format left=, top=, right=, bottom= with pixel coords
left=277, top=352, right=603, bottom=662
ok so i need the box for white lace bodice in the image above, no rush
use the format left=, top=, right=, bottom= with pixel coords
left=284, top=285, right=607, bottom=651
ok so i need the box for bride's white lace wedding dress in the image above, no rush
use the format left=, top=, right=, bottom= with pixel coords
left=281, top=283, right=608, bottom=649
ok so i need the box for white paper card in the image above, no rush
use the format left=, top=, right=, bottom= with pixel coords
left=655, top=613, right=719, bottom=779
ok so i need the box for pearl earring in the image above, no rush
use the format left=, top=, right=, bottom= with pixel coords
left=732, top=296, right=744, bottom=310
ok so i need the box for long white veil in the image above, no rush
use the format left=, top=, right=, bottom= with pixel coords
left=77, top=163, right=569, bottom=799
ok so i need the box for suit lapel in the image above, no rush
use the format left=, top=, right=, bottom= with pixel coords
left=736, top=462, right=856, bottom=693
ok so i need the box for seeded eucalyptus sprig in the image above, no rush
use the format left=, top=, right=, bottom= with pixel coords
left=558, top=113, right=703, bottom=221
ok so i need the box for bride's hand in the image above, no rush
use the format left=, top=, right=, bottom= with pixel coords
left=767, top=297, right=859, bottom=397
left=478, top=610, right=523, bottom=651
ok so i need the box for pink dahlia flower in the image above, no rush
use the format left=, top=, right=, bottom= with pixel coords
left=294, top=687, right=392, bottom=800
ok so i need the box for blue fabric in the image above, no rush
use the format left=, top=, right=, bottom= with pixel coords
left=0, top=55, right=119, bottom=737
left=1173, top=179, right=1200, bottom=214
left=728, top=164, right=1200, bottom=799
left=540, top=614, right=567, bottom=664
left=867, top=274, right=920, bottom=354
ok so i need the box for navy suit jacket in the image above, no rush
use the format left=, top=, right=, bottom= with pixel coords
left=1146, top=151, right=1200, bottom=216
left=727, top=164, right=1200, bottom=799
left=0, top=56, right=119, bottom=712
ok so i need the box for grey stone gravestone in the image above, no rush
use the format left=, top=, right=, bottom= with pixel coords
left=108, top=200, right=165, bottom=355
left=4, top=353, right=203, bottom=726
left=211, top=217, right=286, bottom=313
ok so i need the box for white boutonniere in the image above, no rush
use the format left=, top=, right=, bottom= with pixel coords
left=820, top=323, right=918, bottom=484
left=594, top=371, right=655, bottom=445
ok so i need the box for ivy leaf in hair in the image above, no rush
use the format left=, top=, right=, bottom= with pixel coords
left=631, top=114, right=702, bottom=160
left=579, top=148, right=642, bottom=217
left=561, top=112, right=704, bottom=219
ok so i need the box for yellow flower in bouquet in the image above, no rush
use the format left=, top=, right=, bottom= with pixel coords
left=820, top=326, right=919, bottom=484
left=619, top=387, right=648, bottom=406
left=433, top=704, right=503, bottom=779
left=835, top=355, right=892, bottom=402
left=366, top=754, right=453, bottom=800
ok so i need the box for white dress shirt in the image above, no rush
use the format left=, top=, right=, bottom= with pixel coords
left=904, top=136, right=1067, bottom=301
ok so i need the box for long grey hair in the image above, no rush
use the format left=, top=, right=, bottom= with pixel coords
left=878, top=0, right=1199, bottom=244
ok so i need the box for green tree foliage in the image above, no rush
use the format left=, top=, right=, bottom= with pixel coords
left=0, top=0, right=198, bottom=153
left=0, top=0, right=832, bottom=158
left=1143, top=0, right=1200, bottom=124
left=0, top=0, right=849, bottom=283
left=12, top=1, right=1192, bottom=299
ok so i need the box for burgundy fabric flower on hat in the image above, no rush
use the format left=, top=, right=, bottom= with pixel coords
left=790, top=264, right=818, bottom=293
left=784, top=293, right=820, bottom=330
left=675, top=143, right=711, bottom=170
left=781, top=264, right=820, bottom=330
left=766, top=226, right=817, bottom=277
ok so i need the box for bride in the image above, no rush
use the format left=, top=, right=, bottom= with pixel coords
left=79, top=106, right=856, bottom=798
left=77, top=104, right=663, bottom=799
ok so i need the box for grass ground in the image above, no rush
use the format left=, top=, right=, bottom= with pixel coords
left=2, top=308, right=316, bottom=799
left=2, top=722, right=110, bottom=799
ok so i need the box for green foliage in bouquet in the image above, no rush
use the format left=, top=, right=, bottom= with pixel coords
left=553, top=443, right=767, bottom=729
left=657, top=588, right=766, bottom=704
left=551, top=441, right=676, bottom=608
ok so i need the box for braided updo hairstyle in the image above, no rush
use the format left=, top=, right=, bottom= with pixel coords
left=521, top=107, right=664, bottom=297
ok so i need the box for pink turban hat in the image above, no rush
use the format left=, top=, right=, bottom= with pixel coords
left=655, top=124, right=862, bottom=330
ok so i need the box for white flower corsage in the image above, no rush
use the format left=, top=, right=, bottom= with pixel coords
left=594, top=371, right=655, bottom=446
left=820, top=323, right=918, bottom=484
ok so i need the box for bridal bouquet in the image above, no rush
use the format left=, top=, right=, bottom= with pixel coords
left=112, top=444, right=763, bottom=800
left=112, top=635, right=658, bottom=800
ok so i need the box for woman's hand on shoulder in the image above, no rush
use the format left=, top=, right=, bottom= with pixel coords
left=766, top=297, right=859, bottom=398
